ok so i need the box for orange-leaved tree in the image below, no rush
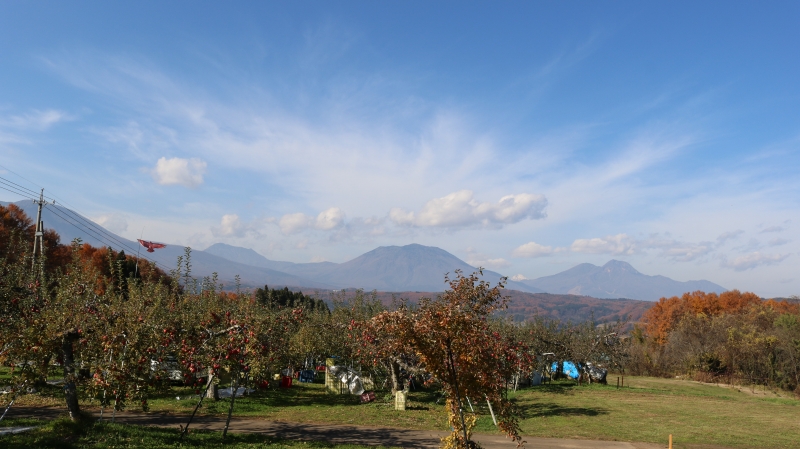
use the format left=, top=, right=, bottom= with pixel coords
left=370, top=270, right=526, bottom=449
left=642, top=290, right=763, bottom=344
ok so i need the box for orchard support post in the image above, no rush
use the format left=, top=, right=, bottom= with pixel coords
left=180, top=374, right=215, bottom=441
left=486, top=397, right=498, bottom=426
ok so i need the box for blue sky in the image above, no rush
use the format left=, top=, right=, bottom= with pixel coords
left=1, top=2, right=798, bottom=297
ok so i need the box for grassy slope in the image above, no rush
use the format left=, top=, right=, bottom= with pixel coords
left=3, top=374, right=799, bottom=449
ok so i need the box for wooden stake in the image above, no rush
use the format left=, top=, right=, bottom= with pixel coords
left=669, top=434, right=673, bottom=449
left=486, top=398, right=498, bottom=426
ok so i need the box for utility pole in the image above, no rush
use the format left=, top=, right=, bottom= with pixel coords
left=31, top=189, right=54, bottom=271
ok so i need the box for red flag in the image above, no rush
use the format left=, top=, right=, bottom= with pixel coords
left=137, top=239, right=166, bottom=253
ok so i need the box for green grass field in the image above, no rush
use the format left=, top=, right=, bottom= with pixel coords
left=504, top=377, right=800, bottom=449
left=3, top=370, right=799, bottom=449
left=144, top=382, right=448, bottom=431
left=0, top=417, right=398, bottom=449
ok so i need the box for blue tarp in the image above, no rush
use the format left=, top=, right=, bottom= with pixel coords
left=298, top=370, right=316, bottom=383
left=551, top=361, right=581, bottom=379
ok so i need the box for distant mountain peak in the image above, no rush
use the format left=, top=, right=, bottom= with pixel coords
left=520, top=259, right=725, bottom=301
left=206, top=242, right=264, bottom=257
left=602, top=259, right=640, bottom=274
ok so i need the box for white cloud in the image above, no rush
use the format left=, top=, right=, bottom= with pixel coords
left=512, top=241, right=556, bottom=258
left=211, top=214, right=268, bottom=238
left=388, top=208, right=415, bottom=226
left=465, top=247, right=511, bottom=270
left=279, top=213, right=313, bottom=234
left=390, top=190, right=547, bottom=229
left=151, top=157, right=206, bottom=188
left=568, top=232, right=723, bottom=261
left=93, top=213, right=128, bottom=234
left=315, top=207, right=345, bottom=230
left=510, top=274, right=528, bottom=281
left=760, top=226, right=784, bottom=233
left=720, top=252, right=790, bottom=271
left=278, top=207, right=347, bottom=234
left=471, top=257, right=511, bottom=269
left=213, top=214, right=245, bottom=237
left=570, top=233, right=636, bottom=255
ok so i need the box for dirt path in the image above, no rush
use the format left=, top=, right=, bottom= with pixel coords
left=5, top=406, right=670, bottom=449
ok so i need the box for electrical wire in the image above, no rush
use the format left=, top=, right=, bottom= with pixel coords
left=0, top=165, right=52, bottom=195
left=50, top=205, right=145, bottom=255
left=45, top=205, right=171, bottom=272
left=0, top=174, right=163, bottom=262
left=0, top=170, right=172, bottom=272
left=0, top=184, right=36, bottom=201
left=0, top=176, right=40, bottom=197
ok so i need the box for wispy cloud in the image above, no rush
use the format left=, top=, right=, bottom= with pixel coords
left=30, top=46, right=800, bottom=297
left=720, top=252, right=790, bottom=271
left=465, top=247, right=511, bottom=270
left=768, top=238, right=790, bottom=246
left=542, top=229, right=750, bottom=262
left=92, top=213, right=129, bottom=234
left=716, top=230, right=744, bottom=244
left=0, top=109, right=73, bottom=131
left=390, top=190, right=547, bottom=229
left=570, top=233, right=637, bottom=256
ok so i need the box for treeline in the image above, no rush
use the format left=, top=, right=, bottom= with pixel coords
left=255, top=285, right=329, bottom=313
left=629, top=290, right=800, bottom=394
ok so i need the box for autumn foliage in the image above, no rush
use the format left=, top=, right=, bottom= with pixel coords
left=368, top=270, right=527, bottom=448
left=632, top=290, right=800, bottom=393
left=644, top=290, right=757, bottom=344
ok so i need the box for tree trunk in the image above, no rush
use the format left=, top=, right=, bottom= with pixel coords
left=389, top=358, right=404, bottom=393
left=61, top=332, right=81, bottom=421
left=445, top=341, right=470, bottom=447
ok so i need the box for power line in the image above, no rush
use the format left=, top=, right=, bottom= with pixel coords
left=0, top=168, right=79, bottom=213
left=0, top=175, right=152, bottom=257
left=0, top=167, right=173, bottom=272
left=0, top=177, right=154, bottom=262
left=0, top=165, right=51, bottom=194
left=0, top=184, right=37, bottom=200
left=51, top=205, right=144, bottom=255
left=0, top=176, right=40, bottom=198
left=45, top=205, right=171, bottom=272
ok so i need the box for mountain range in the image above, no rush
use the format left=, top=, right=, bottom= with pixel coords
left=517, top=260, right=726, bottom=301
left=204, top=242, right=536, bottom=292
left=3, top=199, right=726, bottom=301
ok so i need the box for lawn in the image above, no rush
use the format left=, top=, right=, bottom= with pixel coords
left=145, top=382, right=449, bottom=431
left=3, top=369, right=799, bottom=449
left=0, top=417, right=400, bottom=449
left=498, top=377, right=800, bottom=449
